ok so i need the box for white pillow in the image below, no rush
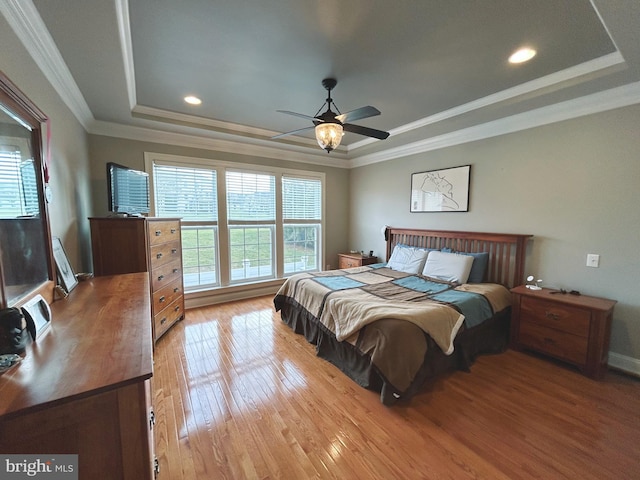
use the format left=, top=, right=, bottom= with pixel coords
left=422, top=251, right=474, bottom=283
left=386, top=245, right=430, bottom=274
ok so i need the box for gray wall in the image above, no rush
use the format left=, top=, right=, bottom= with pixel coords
left=87, top=134, right=351, bottom=269
left=349, top=105, right=640, bottom=362
left=1, top=14, right=92, bottom=273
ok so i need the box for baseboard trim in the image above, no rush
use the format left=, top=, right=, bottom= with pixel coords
left=608, top=352, right=640, bottom=377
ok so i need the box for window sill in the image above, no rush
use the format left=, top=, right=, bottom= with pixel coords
left=185, top=278, right=286, bottom=309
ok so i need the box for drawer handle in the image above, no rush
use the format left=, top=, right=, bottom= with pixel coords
left=545, top=311, right=560, bottom=320
left=159, top=296, right=166, bottom=303
left=156, top=253, right=163, bottom=259
left=174, top=305, right=180, bottom=312
left=157, top=274, right=164, bottom=281
left=170, top=228, right=176, bottom=234
left=149, top=409, right=156, bottom=429
left=171, top=248, right=177, bottom=254
left=160, top=317, right=167, bottom=325
left=155, top=230, right=161, bottom=236
left=173, top=287, right=179, bottom=293
left=173, top=268, right=179, bottom=273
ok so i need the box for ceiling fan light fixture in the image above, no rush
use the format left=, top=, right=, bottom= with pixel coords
left=315, top=122, right=343, bottom=153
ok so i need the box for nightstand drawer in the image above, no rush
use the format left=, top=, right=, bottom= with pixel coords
left=519, top=321, right=588, bottom=365
left=337, top=253, right=378, bottom=269
left=339, top=257, right=359, bottom=269
left=520, top=296, right=590, bottom=337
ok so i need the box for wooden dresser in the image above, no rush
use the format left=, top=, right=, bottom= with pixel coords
left=146, top=218, right=185, bottom=339
left=0, top=274, right=156, bottom=479
left=337, top=253, right=379, bottom=269
left=89, top=217, right=185, bottom=341
left=510, top=285, right=616, bottom=379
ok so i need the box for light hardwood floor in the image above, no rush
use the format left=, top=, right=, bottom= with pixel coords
left=153, top=295, right=640, bottom=479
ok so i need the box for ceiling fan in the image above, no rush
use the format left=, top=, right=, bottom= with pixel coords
left=272, top=78, right=390, bottom=153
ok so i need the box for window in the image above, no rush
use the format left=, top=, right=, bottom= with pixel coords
left=283, top=176, right=321, bottom=274
left=0, top=141, right=38, bottom=219
left=148, top=153, right=324, bottom=291
left=226, top=171, right=276, bottom=282
left=153, top=164, right=219, bottom=288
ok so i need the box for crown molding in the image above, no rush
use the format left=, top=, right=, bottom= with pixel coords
left=350, top=81, right=640, bottom=167
left=1, top=0, right=94, bottom=129
left=90, top=120, right=350, bottom=168
left=132, top=104, right=352, bottom=154
left=132, top=104, right=322, bottom=148
left=348, top=52, right=625, bottom=152
left=115, top=0, right=136, bottom=110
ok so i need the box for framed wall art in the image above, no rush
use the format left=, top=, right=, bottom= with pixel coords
left=52, top=237, right=78, bottom=293
left=410, top=165, right=470, bottom=212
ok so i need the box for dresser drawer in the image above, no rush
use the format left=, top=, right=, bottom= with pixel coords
left=149, top=240, right=181, bottom=268
left=150, top=260, right=182, bottom=291
left=519, top=320, right=588, bottom=365
left=147, top=221, right=180, bottom=246
left=520, top=296, right=590, bottom=337
left=152, top=278, right=183, bottom=314
left=154, top=297, right=184, bottom=339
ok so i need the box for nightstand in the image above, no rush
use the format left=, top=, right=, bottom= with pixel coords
left=338, top=253, right=379, bottom=269
left=510, top=285, right=616, bottom=379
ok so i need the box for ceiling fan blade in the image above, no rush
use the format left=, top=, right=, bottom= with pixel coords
left=271, top=125, right=315, bottom=139
left=343, top=123, right=390, bottom=140
left=335, top=106, right=381, bottom=123
left=276, top=110, right=319, bottom=121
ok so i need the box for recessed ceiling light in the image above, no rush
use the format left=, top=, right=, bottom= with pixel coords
left=509, top=47, right=537, bottom=64
left=184, top=95, right=202, bottom=105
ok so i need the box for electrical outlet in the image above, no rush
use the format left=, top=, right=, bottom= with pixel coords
left=586, top=254, right=600, bottom=268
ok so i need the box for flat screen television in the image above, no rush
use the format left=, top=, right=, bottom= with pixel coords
left=107, top=162, right=150, bottom=216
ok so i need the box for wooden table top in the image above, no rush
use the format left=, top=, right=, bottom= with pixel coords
left=0, top=273, right=153, bottom=419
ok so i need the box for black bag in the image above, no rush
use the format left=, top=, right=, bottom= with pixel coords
left=0, top=307, right=36, bottom=355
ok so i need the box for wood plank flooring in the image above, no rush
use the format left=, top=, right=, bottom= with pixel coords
left=153, top=295, right=640, bottom=479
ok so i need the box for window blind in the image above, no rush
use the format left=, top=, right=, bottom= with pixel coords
left=282, top=176, right=321, bottom=220
left=226, top=171, right=275, bottom=222
left=0, top=145, right=38, bottom=218
left=153, top=164, right=217, bottom=221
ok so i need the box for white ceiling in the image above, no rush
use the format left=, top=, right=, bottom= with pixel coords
left=5, top=0, right=640, bottom=164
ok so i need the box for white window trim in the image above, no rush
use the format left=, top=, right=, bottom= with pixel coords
left=144, top=151, right=326, bottom=291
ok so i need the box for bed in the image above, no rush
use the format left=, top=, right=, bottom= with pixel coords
left=274, top=228, right=532, bottom=405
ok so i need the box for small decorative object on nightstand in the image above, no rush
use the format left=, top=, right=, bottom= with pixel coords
left=510, top=285, right=617, bottom=379
left=525, top=275, right=542, bottom=290
left=338, top=252, right=378, bottom=269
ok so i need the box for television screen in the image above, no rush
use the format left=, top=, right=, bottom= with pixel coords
left=107, top=162, right=150, bottom=215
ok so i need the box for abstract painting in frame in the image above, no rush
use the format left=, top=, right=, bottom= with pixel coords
left=410, top=165, right=470, bottom=212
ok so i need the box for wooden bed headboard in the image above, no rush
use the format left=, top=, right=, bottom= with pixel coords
left=384, top=227, right=532, bottom=289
